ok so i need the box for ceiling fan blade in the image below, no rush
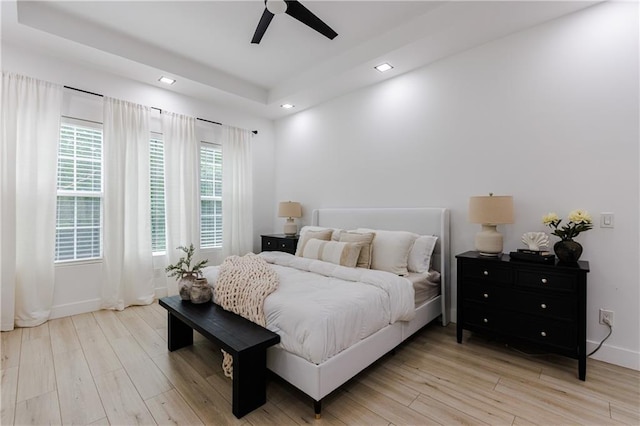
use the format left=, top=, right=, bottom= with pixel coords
left=251, top=8, right=275, bottom=44
left=284, top=0, right=338, bottom=40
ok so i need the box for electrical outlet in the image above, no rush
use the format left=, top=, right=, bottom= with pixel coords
left=599, top=309, right=614, bottom=326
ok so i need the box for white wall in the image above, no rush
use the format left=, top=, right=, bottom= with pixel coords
left=273, top=2, right=639, bottom=369
left=2, top=43, right=276, bottom=318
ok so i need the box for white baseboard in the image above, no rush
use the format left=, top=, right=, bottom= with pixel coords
left=50, top=285, right=168, bottom=320
left=50, top=298, right=102, bottom=320
left=587, top=339, right=640, bottom=371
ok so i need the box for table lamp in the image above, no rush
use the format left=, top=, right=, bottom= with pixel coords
left=278, top=201, right=302, bottom=236
left=468, top=194, right=514, bottom=256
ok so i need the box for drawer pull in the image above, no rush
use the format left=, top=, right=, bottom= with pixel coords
left=483, top=270, right=489, bottom=276
left=281, top=243, right=286, bottom=248
left=541, top=303, right=547, bottom=309
left=483, top=293, right=489, bottom=299
left=267, top=241, right=272, bottom=245
left=540, top=331, right=547, bottom=337
left=483, top=318, right=489, bottom=323
left=541, top=278, right=548, bottom=284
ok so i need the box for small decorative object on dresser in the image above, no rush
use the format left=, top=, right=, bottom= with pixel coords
left=510, top=232, right=554, bottom=263
left=543, top=210, right=593, bottom=263
left=165, top=244, right=209, bottom=301
left=521, top=231, right=550, bottom=251
left=261, top=234, right=299, bottom=255
left=456, top=251, right=589, bottom=380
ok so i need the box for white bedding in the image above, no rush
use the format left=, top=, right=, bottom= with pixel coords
left=407, top=270, right=441, bottom=307
left=202, top=251, right=415, bottom=364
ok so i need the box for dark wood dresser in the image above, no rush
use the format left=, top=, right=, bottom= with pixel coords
left=456, top=251, right=589, bottom=380
left=261, top=234, right=299, bottom=255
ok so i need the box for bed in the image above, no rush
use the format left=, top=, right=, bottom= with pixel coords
left=205, top=207, right=450, bottom=416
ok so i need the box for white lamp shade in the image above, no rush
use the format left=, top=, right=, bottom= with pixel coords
left=278, top=201, right=302, bottom=218
left=468, top=195, right=514, bottom=225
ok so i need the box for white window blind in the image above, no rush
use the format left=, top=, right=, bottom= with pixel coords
left=150, top=136, right=166, bottom=253
left=200, top=143, right=222, bottom=248
left=55, top=120, right=103, bottom=262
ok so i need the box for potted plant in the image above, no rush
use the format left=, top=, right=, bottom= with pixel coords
left=165, top=244, right=209, bottom=300
left=542, top=210, right=593, bottom=263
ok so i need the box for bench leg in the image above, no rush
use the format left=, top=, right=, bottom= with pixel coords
left=167, top=312, right=193, bottom=351
left=232, top=348, right=268, bottom=418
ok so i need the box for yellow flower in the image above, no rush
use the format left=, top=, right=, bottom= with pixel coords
left=542, top=212, right=560, bottom=225
left=568, top=209, right=592, bottom=224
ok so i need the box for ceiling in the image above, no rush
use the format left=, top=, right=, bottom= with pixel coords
left=2, top=0, right=598, bottom=119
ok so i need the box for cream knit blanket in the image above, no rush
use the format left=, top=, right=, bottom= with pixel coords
left=215, top=253, right=279, bottom=378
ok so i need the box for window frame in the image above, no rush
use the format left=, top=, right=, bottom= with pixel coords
left=200, top=141, right=223, bottom=249
left=55, top=117, right=104, bottom=264
left=150, top=132, right=167, bottom=255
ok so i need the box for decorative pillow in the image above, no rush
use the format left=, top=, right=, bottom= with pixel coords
left=338, top=231, right=375, bottom=269
left=357, top=228, right=417, bottom=276
left=408, top=235, right=438, bottom=273
left=295, top=228, right=333, bottom=256
left=302, top=239, right=362, bottom=268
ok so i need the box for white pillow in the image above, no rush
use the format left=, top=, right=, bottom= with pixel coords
left=357, top=228, right=417, bottom=276
left=408, top=235, right=438, bottom=273
left=302, top=239, right=362, bottom=268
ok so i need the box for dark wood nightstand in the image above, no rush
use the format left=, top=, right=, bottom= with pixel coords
left=261, top=234, right=299, bottom=255
left=456, top=251, right=589, bottom=380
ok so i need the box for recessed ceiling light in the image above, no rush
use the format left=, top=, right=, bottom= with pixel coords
left=281, top=103, right=295, bottom=109
left=158, top=76, right=176, bottom=85
left=374, top=63, right=394, bottom=73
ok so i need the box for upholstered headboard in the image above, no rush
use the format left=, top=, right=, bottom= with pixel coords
left=312, top=207, right=450, bottom=324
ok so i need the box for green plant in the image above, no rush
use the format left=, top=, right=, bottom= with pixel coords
left=165, top=244, right=209, bottom=280
left=542, top=210, right=593, bottom=241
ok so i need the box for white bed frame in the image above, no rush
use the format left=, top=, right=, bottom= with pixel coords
left=266, top=207, right=450, bottom=415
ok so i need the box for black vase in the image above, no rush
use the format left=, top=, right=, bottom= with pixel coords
left=554, top=240, right=583, bottom=263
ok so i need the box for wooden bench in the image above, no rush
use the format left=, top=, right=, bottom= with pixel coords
left=159, top=295, right=280, bottom=418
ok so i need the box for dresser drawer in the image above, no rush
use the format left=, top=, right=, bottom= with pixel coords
left=463, top=283, right=511, bottom=306
left=463, top=303, right=510, bottom=333
left=516, top=270, right=575, bottom=292
left=517, top=315, right=576, bottom=350
left=513, top=291, right=575, bottom=320
left=462, top=262, right=513, bottom=284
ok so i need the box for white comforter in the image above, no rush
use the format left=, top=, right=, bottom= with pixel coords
left=202, top=251, right=415, bottom=364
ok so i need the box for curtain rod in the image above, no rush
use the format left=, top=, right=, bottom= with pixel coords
left=64, top=85, right=258, bottom=135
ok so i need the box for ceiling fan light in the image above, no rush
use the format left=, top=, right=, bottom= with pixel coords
left=266, top=0, right=287, bottom=15
left=375, top=63, right=394, bottom=73
left=158, top=76, right=176, bottom=85
left=281, top=103, right=295, bottom=109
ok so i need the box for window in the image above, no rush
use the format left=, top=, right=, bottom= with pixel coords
left=150, top=135, right=166, bottom=253
left=200, top=143, right=222, bottom=248
left=55, top=120, right=103, bottom=262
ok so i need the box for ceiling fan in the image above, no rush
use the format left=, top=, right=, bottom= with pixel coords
left=251, top=0, right=338, bottom=44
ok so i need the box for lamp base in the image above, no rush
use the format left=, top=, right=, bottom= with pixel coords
left=283, top=219, right=297, bottom=236
left=475, top=224, right=503, bottom=257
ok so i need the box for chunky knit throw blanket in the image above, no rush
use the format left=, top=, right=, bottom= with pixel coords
left=215, top=253, right=279, bottom=378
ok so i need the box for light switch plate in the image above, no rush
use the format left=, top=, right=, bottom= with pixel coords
left=600, top=213, right=614, bottom=228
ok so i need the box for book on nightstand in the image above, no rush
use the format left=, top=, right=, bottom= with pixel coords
left=509, top=249, right=556, bottom=264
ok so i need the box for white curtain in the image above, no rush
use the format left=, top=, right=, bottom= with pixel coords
left=222, top=125, right=253, bottom=257
left=0, top=73, right=62, bottom=330
left=101, top=97, right=154, bottom=310
left=162, top=112, right=200, bottom=294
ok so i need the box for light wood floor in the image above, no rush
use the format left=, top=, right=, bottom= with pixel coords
left=2, top=302, right=638, bottom=425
